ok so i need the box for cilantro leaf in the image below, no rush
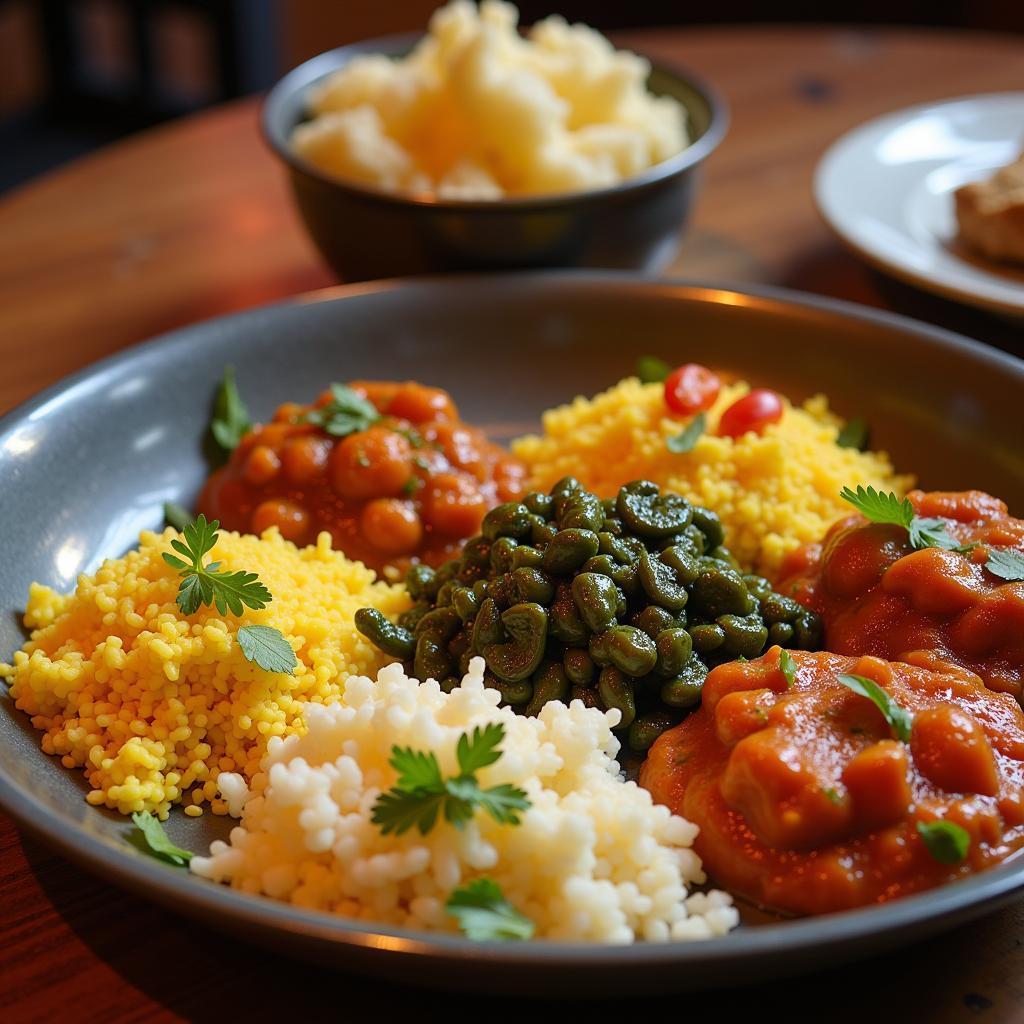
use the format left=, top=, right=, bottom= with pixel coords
left=210, top=366, right=251, bottom=455
left=162, top=514, right=273, bottom=618
left=779, top=649, right=797, bottom=688
left=666, top=412, right=706, bottom=454
left=164, top=501, right=193, bottom=533
left=371, top=724, right=530, bottom=836
left=823, top=787, right=842, bottom=805
left=636, top=356, right=672, bottom=384
left=916, top=820, right=970, bottom=865
left=475, top=783, right=530, bottom=826
left=373, top=789, right=447, bottom=836
left=305, top=383, right=380, bottom=437
left=836, top=417, right=869, bottom=450
left=390, top=746, right=444, bottom=792
left=986, top=548, right=1024, bottom=582
left=840, top=486, right=914, bottom=528
left=908, top=517, right=972, bottom=553
left=837, top=673, right=913, bottom=742
left=446, top=879, right=534, bottom=941
left=456, top=723, right=506, bottom=776
left=840, top=486, right=968, bottom=553
left=237, top=625, right=296, bottom=675
left=131, top=812, right=193, bottom=866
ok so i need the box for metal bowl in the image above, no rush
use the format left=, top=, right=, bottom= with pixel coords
left=2, top=274, right=1022, bottom=994
left=262, top=35, right=728, bottom=281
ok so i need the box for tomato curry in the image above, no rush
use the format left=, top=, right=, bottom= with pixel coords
left=199, top=381, right=525, bottom=576
left=780, top=490, right=1024, bottom=703
left=640, top=648, right=1024, bottom=915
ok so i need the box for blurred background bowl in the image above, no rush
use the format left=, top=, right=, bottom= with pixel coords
left=262, top=33, right=728, bottom=281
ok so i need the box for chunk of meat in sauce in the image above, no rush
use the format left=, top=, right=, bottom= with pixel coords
left=640, top=648, right=1024, bottom=915
left=199, top=381, right=526, bottom=576
left=780, top=490, right=1024, bottom=702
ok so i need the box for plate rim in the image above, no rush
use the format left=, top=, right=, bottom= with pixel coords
left=813, top=91, right=1024, bottom=318
left=2, top=270, right=1024, bottom=980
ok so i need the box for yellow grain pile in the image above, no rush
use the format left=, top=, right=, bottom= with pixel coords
left=0, top=528, right=409, bottom=818
left=513, top=377, right=914, bottom=576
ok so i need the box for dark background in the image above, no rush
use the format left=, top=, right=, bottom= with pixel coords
left=1, top=0, right=1021, bottom=193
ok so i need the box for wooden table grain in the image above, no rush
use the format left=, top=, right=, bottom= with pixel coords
left=1, top=26, right=1023, bottom=1024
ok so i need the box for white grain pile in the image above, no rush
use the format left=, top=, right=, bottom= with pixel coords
left=191, top=657, right=737, bottom=943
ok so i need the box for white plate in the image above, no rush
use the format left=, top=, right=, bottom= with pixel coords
left=814, top=93, right=1024, bottom=317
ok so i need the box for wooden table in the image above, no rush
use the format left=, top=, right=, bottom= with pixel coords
left=2, top=26, right=1024, bottom=1023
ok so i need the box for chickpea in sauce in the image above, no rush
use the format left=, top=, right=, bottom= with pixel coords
left=199, top=381, right=526, bottom=576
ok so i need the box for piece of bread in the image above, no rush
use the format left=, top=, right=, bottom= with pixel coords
left=955, top=154, right=1024, bottom=265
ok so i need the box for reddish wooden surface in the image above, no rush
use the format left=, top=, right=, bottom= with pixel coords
left=2, top=26, right=1024, bottom=1023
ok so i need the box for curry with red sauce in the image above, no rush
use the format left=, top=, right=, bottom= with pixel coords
left=199, top=380, right=525, bottom=575
left=640, top=648, right=1024, bottom=915
left=779, top=490, right=1024, bottom=702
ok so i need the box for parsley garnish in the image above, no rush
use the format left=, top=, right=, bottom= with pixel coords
left=779, top=649, right=797, bottom=688
left=836, top=417, right=869, bottom=450
left=840, top=485, right=970, bottom=553
left=210, top=366, right=252, bottom=455
left=840, top=485, right=914, bottom=528
left=446, top=878, right=534, bottom=941
left=162, top=514, right=272, bottom=617
left=837, top=672, right=913, bottom=742
left=916, top=820, right=970, bottom=865
left=908, top=518, right=975, bottom=553
left=305, top=383, right=380, bottom=437
left=131, top=812, right=193, bottom=866
left=237, top=624, right=297, bottom=675
left=986, top=548, right=1024, bottom=582
left=636, top=355, right=672, bottom=384
left=823, top=787, right=842, bottom=805
left=666, top=412, right=706, bottom=453
left=371, top=723, right=530, bottom=836
left=163, top=501, right=192, bottom=533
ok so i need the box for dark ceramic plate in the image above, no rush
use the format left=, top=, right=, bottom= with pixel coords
left=1, top=273, right=1023, bottom=995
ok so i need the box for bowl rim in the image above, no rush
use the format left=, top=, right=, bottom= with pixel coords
left=1, top=271, right=1023, bottom=985
left=260, top=30, right=730, bottom=211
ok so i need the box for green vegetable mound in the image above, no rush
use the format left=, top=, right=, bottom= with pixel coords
left=356, top=478, right=822, bottom=752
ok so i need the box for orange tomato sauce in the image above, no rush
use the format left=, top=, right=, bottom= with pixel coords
left=640, top=649, right=1024, bottom=915
left=199, top=380, right=525, bottom=576
left=779, top=490, right=1024, bottom=703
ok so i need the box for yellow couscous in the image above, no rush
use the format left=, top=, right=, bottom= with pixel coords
left=512, top=377, right=914, bottom=576
left=0, top=527, right=409, bottom=818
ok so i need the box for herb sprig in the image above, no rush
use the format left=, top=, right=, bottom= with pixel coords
left=985, top=548, right=1024, bottom=582
left=837, top=673, right=913, bottom=742
left=445, top=878, right=534, bottom=941
left=131, top=812, right=194, bottom=866
left=210, top=366, right=251, bottom=455
left=916, top=820, right=970, bottom=865
left=839, top=486, right=972, bottom=553
left=636, top=355, right=672, bottom=384
left=779, top=649, right=797, bottom=688
left=371, top=723, right=530, bottom=836
left=161, top=516, right=294, bottom=674
left=162, top=514, right=272, bottom=616
left=836, top=417, right=869, bottom=451
left=237, top=624, right=297, bottom=675
left=666, top=412, right=706, bottom=454
left=163, top=501, right=193, bottom=533
left=305, top=383, right=381, bottom=437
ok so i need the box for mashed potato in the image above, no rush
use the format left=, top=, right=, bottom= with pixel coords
left=291, top=0, right=687, bottom=199
left=192, top=658, right=738, bottom=943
